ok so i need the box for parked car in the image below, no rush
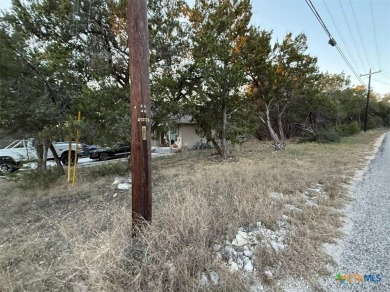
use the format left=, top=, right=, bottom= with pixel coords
left=0, top=138, right=81, bottom=173
left=89, top=142, right=130, bottom=161
left=80, top=143, right=101, bottom=157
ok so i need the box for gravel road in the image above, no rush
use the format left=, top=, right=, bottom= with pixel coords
left=320, top=133, right=390, bottom=291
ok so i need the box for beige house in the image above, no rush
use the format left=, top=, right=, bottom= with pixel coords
left=151, top=116, right=205, bottom=150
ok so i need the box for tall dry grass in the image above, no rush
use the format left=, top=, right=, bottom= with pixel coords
left=0, top=130, right=386, bottom=291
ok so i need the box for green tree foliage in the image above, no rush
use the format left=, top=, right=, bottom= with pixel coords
left=246, top=32, right=320, bottom=149
left=186, top=0, right=253, bottom=158
left=0, top=0, right=191, bottom=145
left=1, top=0, right=388, bottom=157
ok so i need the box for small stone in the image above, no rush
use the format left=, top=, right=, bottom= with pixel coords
left=232, top=234, right=248, bottom=247
left=117, top=183, right=131, bottom=190
left=209, top=271, right=219, bottom=284
left=270, top=241, right=284, bottom=252
left=264, top=269, right=273, bottom=280
left=113, top=193, right=118, bottom=198
left=230, top=260, right=239, bottom=272
left=244, top=261, right=254, bottom=273
left=212, top=244, right=221, bottom=252
left=224, top=246, right=237, bottom=257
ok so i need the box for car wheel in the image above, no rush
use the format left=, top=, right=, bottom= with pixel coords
left=0, top=164, right=16, bottom=174
left=99, top=153, right=109, bottom=161
left=61, top=152, right=77, bottom=166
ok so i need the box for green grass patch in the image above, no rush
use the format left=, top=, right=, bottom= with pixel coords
left=84, top=161, right=128, bottom=177
left=17, top=169, right=63, bottom=190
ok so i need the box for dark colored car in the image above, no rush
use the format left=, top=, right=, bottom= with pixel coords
left=89, top=142, right=130, bottom=161
left=80, top=143, right=101, bottom=157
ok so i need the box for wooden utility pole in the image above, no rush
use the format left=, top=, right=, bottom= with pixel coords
left=361, top=69, right=381, bottom=132
left=127, top=0, right=152, bottom=226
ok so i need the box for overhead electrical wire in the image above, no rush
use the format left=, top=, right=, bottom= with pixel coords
left=322, top=0, right=360, bottom=79
left=370, top=0, right=382, bottom=70
left=372, top=78, right=389, bottom=86
left=304, top=0, right=366, bottom=85
left=338, top=0, right=367, bottom=73
left=349, top=0, right=371, bottom=70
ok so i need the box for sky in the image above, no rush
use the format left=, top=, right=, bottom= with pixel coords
left=250, top=0, right=390, bottom=95
left=1, top=0, right=389, bottom=95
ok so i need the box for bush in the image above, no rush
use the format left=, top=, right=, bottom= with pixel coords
left=316, top=129, right=341, bottom=143
left=338, top=121, right=361, bottom=137
left=17, top=168, right=63, bottom=190
left=299, top=129, right=341, bottom=144
left=86, top=161, right=128, bottom=177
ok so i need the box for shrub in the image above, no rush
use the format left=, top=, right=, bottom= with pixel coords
left=299, top=129, right=341, bottom=144
left=316, top=129, right=341, bottom=143
left=86, top=161, right=128, bottom=177
left=338, top=121, right=361, bottom=137
left=17, top=168, right=63, bottom=190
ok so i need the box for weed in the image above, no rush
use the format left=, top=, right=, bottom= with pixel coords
left=16, top=168, right=63, bottom=190
left=338, top=121, right=361, bottom=137
left=84, top=161, right=128, bottom=177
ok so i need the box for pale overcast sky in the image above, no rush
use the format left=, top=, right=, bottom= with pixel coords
left=1, top=0, right=389, bottom=94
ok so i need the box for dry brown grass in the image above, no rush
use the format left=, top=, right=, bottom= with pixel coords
left=0, top=129, right=387, bottom=291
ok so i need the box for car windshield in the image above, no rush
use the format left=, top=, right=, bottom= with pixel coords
left=112, top=143, right=127, bottom=148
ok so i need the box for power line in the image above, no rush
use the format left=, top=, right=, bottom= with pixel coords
left=349, top=0, right=370, bottom=70
left=370, top=0, right=381, bottom=69
left=304, top=0, right=365, bottom=86
left=305, top=0, right=333, bottom=40
left=322, top=0, right=361, bottom=81
left=334, top=44, right=365, bottom=85
left=372, top=78, right=389, bottom=86
left=338, top=0, right=367, bottom=73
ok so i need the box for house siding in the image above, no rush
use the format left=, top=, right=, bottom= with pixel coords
left=178, top=124, right=203, bottom=149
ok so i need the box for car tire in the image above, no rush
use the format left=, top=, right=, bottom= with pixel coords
left=0, top=164, right=17, bottom=174
left=99, top=153, right=109, bottom=161
left=61, top=151, right=77, bottom=166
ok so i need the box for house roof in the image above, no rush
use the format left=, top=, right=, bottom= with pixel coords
left=177, top=115, right=195, bottom=124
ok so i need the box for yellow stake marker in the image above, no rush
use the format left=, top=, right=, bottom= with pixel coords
left=72, top=111, right=81, bottom=187
left=68, top=136, right=72, bottom=182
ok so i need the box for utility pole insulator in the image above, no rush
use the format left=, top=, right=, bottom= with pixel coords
left=127, top=0, right=152, bottom=228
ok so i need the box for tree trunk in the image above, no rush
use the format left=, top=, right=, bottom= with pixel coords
left=221, top=101, right=228, bottom=159
left=42, top=147, right=47, bottom=170
left=49, top=143, right=65, bottom=175
left=42, top=139, right=51, bottom=170
left=35, top=140, right=44, bottom=170
left=277, top=106, right=285, bottom=145
left=210, top=138, right=223, bottom=155
left=261, top=103, right=284, bottom=150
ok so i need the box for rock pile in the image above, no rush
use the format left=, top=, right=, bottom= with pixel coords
left=200, top=216, right=289, bottom=288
